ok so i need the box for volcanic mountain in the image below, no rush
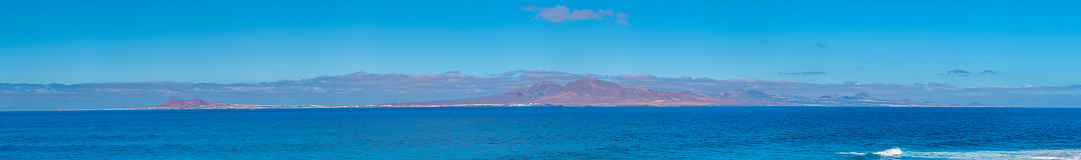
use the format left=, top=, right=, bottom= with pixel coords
left=154, top=98, right=225, bottom=109
left=679, top=90, right=709, bottom=98
left=397, top=81, right=564, bottom=105
left=401, top=78, right=741, bottom=106
left=530, top=78, right=739, bottom=106
left=95, top=79, right=979, bottom=110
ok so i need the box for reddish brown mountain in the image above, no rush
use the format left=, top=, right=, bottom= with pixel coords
left=503, top=81, right=563, bottom=97
left=397, top=81, right=564, bottom=105
left=396, top=78, right=741, bottom=106
left=527, top=78, right=740, bottom=106
left=679, top=90, right=709, bottom=98
left=154, top=98, right=224, bottom=109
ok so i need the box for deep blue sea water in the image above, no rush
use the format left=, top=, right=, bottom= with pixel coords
left=2, top=107, right=1080, bottom=159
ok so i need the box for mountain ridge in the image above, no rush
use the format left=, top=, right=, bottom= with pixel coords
left=397, top=81, right=564, bottom=105
left=399, top=78, right=739, bottom=106
left=525, top=78, right=739, bottom=106
left=73, top=78, right=1000, bottom=110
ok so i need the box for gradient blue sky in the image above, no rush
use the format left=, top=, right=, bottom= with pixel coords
left=3, top=0, right=1080, bottom=88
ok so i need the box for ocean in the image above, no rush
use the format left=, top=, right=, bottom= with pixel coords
left=2, top=107, right=1079, bottom=159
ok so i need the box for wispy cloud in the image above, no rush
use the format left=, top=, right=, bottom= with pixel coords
left=522, top=5, right=629, bottom=25
left=911, top=82, right=954, bottom=89
left=779, top=71, right=828, bottom=76
left=614, top=73, right=657, bottom=80
left=944, top=69, right=972, bottom=76
left=943, top=69, right=998, bottom=76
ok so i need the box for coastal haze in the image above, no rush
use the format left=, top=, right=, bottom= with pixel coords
left=7, top=70, right=1076, bottom=110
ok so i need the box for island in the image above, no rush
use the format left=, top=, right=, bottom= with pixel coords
left=67, top=78, right=996, bottom=110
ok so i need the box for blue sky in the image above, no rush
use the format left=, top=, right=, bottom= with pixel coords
left=3, top=0, right=1081, bottom=88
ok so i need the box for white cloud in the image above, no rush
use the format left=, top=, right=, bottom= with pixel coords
left=523, top=5, right=629, bottom=25
left=615, top=73, right=656, bottom=80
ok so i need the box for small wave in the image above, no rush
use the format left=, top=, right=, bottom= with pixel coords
left=874, top=148, right=904, bottom=157
left=837, top=148, right=903, bottom=157
left=841, top=148, right=1081, bottom=160
left=837, top=152, right=868, bottom=155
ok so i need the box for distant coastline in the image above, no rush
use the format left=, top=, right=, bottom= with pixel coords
left=67, top=78, right=1001, bottom=111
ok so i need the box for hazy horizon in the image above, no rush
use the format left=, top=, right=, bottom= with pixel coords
left=4, top=1, right=1081, bottom=110
left=3, top=69, right=1079, bottom=111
